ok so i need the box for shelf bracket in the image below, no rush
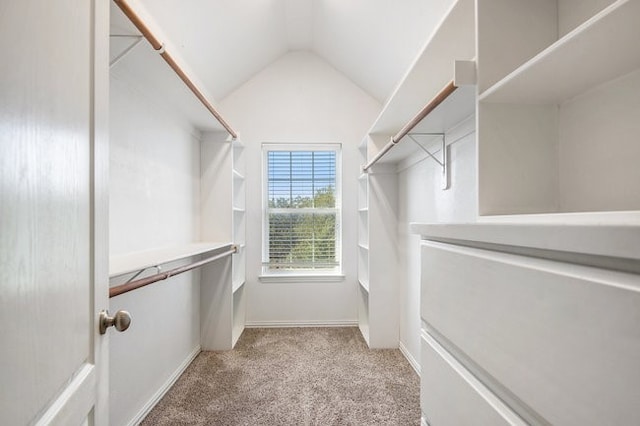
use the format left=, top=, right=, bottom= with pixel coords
left=109, top=34, right=144, bottom=68
left=125, top=264, right=162, bottom=284
left=408, top=133, right=449, bottom=190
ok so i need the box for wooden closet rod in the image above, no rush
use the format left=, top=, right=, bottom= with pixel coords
left=109, top=246, right=237, bottom=298
left=362, top=81, right=457, bottom=172
left=113, top=0, right=238, bottom=139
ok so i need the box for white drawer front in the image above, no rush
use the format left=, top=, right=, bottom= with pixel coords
left=421, top=331, right=525, bottom=426
left=421, top=241, right=640, bottom=425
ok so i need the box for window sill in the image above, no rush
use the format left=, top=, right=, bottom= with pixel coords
left=258, top=274, right=346, bottom=283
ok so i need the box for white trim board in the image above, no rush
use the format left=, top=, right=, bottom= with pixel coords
left=399, top=341, right=421, bottom=376
left=258, top=274, right=346, bottom=283
left=126, top=345, right=201, bottom=426
left=245, top=320, right=358, bottom=328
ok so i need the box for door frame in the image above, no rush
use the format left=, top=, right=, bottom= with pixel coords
left=91, top=0, right=111, bottom=424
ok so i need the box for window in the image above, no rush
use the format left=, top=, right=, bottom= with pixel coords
left=262, top=144, right=342, bottom=276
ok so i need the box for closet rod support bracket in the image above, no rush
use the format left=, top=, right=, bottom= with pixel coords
left=408, top=133, right=449, bottom=190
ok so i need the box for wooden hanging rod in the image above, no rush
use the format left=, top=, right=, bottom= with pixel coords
left=109, top=245, right=237, bottom=298
left=362, top=81, right=457, bottom=172
left=113, top=0, right=238, bottom=139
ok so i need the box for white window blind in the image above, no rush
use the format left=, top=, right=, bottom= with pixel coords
left=263, top=145, right=341, bottom=274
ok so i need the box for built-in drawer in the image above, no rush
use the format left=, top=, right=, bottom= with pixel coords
left=421, top=241, right=640, bottom=425
left=421, top=331, right=525, bottom=426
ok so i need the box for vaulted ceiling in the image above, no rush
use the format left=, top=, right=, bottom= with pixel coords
left=132, top=0, right=438, bottom=104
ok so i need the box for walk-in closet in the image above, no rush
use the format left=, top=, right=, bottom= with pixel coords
left=2, top=0, right=639, bottom=425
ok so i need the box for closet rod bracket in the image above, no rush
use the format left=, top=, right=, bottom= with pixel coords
left=109, top=35, right=144, bottom=68
left=408, top=133, right=449, bottom=190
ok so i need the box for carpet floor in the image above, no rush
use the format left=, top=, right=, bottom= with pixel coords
left=141, top=327, right=420, bottom=425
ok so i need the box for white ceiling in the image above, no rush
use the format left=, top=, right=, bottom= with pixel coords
left=129, top=0, right=440, bottom=103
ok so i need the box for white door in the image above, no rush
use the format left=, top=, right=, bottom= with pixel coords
left=0, top=0, right=110, bottom=424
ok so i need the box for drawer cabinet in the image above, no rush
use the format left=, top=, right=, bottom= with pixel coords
left=420, top=330, right=525, bottom=426
left=420, top=240, right=640, bottom=425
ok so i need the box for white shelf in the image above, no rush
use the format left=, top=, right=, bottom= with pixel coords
left=359, top=208, right=369, bottom=213
left=109, top=242, right=232, bottom=278
left=233, top=207, right=245, bottom=213
left=480, top=0, right=640, bottom=105
left=367, top=0, right=475, bottom=136
left=360, top=0, right=476, bottom=169
left=109, top=3, right=225, bottom=132
left=477, top=211, right=640, bottom=226
left=410, top=222, right=640, bottom=261
left=476, top=1, right=640, bottom=221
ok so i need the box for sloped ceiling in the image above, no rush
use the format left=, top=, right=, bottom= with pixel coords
left=133, top=0, right=438, bottom=103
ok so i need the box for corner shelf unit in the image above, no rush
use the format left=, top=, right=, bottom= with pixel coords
left=200, top=132, right=246, bottom=349
left=477, top=0, right=640, bottom=224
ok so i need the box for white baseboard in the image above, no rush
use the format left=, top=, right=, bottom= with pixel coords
left=399, top=341, right=421, bottom=377
left=245, top=319, right=358, bottom=328
left=127, top=345, right=201, bottom=426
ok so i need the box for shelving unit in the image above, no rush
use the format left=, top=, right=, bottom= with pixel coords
left=109, top=1, right=244, bottom=351
left=402, top=2, right=640, bottom=426
left=357, top=141, right=369, bottom=290
left=231, top=138, right=247, bottom=315
left=356, top=136, right=398, bottom=348
left=477, top=0, right=640, bottom=224
left=359, top=0, right=475, bottom=184
left=357, top=139, right=370, bottom=343
left=200, top=132, right=246, bottom=349
left=356, top=0, right=475, bottom=349
left=367, top=0, right=475, bottom=140
left=365, top=87, right=474, bottom=169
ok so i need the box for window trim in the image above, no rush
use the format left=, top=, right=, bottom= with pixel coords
left=258, top=274, right=346, bottom=283
left=261, top=143, right=343, bottom=278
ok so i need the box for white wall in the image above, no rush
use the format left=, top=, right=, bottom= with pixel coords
left=109, top=71, right=202, bottom=426
left=397, top=117, right=477, bottom=368
left=220, top=51, right=381, bottom=326
left=558, top=68, right=640, bottom=213
left=109, top=79, right=201, bottom=254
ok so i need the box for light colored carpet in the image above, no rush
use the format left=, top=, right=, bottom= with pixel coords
left=141, top=327, right=420, bottom=425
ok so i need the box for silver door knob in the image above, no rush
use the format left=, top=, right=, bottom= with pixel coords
left=99, top=310, right=132, bottom=335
